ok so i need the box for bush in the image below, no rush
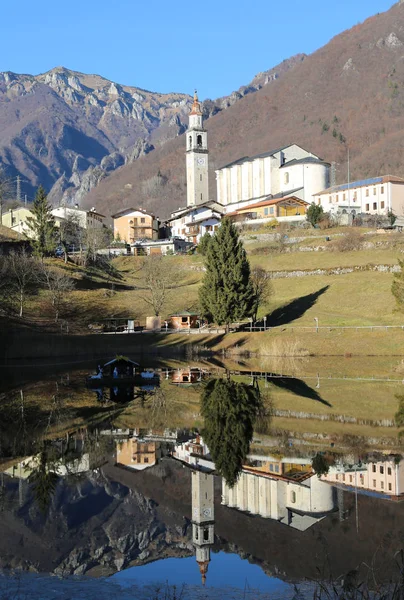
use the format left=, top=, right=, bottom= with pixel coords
left=332, top=230, right=364, bottom=252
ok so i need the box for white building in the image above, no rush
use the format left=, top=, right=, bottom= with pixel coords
left=322, top=456, right=404, bottom=499
left=222, top=468, right=335, bottom=531
left=1, top=206, right=34, bottom=237
left=51, top=205, right=105, bottom=229
left=313, top=175, right=404, bottom=217
left=215, top=144, right=330, bottom=214
left=167, top=202, right=223, bottom=244
left=174, top=435, right=215, bottom=472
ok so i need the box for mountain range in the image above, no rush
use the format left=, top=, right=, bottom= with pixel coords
left=3, top=2, right=404, bottom=219
left=0, top=56, right=303, bottom=210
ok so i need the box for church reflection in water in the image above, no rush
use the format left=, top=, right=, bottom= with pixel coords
left=191, top=470, right=215, bottom=585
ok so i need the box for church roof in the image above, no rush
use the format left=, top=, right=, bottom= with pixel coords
left=217, top=144, right=322, bottom=171
left=280, top=156, right=330, bottom=168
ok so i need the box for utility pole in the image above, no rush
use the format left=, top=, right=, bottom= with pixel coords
left=16, top=175, right=21, bottom=204
left=331, top=161, right=336, bottom=188
left=347, top=148, right=350, bottom=210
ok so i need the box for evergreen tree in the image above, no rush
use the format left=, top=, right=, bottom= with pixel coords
left=201, top=378, right=262, bottom=487
left=26, top=186, right=56, bottom=259
left=197, top=231, right=212, bottom=255
left=198, top=218, right=254, bottom=329
left=306, top=203, right=324, bottom=226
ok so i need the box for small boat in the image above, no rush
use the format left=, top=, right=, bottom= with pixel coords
left=86, top=356, right=159, bottom=387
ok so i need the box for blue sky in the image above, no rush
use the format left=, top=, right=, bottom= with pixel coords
left=0, top=0, right=395, bottom=99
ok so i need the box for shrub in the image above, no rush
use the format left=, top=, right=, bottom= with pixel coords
left=332, top=230, right=364, bottom=252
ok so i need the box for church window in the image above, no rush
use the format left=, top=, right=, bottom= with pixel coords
left=381, top=186, right=384, bottom=194
left=189, top=135, right=192, bottom=148
left=290, top=491, right=296, bottom=504
left=203, top=528, right=209, bottom=541
left=200, top=174, right=202, bottom=182
left=201, top=193, right=203, bottom=201
left=197, top=134, right=202, bottom=148
left=195, top=529, right=199, bottom=541
left=284, top=172, right=289, bottom=185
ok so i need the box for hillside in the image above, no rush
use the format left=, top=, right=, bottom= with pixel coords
left=0, top=57, right=302, bottom=208
left=83, top=1, right=404, bottom=219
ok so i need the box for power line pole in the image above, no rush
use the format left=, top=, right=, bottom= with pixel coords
left=16, top=175, right=21, bottom=204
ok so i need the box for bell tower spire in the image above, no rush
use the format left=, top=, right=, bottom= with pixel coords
left=186, top=89, right=209, bottom=207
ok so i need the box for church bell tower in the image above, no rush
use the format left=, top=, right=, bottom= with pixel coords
left=186, top=91, right=209, bottom=207
left=191, top=470, right=215, bottom=585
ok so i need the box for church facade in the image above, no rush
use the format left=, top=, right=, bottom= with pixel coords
left=216, top=144, right=330, bottom=214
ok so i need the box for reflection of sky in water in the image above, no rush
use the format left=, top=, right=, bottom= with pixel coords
left=112, top=552, right=290, bottom=595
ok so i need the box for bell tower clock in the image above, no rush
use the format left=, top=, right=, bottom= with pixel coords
left=186, top=90, right=209, bottom=207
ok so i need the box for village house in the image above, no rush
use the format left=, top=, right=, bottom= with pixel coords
left=51, top=205, right=105, bottom=229
left=111, top=207, right=159, bottom=243
left=1, top=206, right=34, bottom=237
left=313, top=175, right=404, bottom=218
left=167, top=202, right=223, bottom=244
left=227, top=195, right=309, bottom=226
left=116, top=438, right=161, bottom=471
left=131, top=237, right=192, bottom=256
left=215, top=145, right=330, bottom=214
left=321, top=456, right=404, bottom=500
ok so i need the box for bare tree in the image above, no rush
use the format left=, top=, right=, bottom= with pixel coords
left=38, top=264, right=75, bottom=322
left=6, top=250, right=39, bottom=317
left=84, top=226, right=112, bottom=265
left=251, top=267, right=274, bottom=323
left=139, top=254, right=178, bottom=316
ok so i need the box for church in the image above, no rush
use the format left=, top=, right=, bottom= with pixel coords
left=167, top=90, right=331, bottom=242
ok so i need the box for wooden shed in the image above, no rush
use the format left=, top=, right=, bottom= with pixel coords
left=169, top=311, right=199, bottom=329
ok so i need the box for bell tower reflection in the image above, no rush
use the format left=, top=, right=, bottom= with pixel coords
left=191, top=470, right=215, bottom=585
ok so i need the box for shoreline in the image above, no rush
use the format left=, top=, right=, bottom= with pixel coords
left=2, top=326, right=404, bottom=362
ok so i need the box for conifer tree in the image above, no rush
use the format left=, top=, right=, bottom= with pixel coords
left=26, top=185, right=56, bottom=259
left=201, top=378, right=261, bottom=487
left=198, top=218, right=254, bottom=329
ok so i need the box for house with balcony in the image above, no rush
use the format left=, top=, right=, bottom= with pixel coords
left=313, top=175, right=404, bottom=218
left=112, top=207, right=159, bottom=243
left=167, top=202, right=224, bottom=244
left=227, top=194, right=309, bottom=226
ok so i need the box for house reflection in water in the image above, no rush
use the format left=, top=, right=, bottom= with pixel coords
left=192, top=470, right=215, bottom=585
left=322, top=455, right=404, bottom=501
left=171, top=368, right=205, bottom=386
left=174, top=435, right=214, bottom=471
left=222, top=457, right=336, bottom=531
left=116, top=439, right=161, bottom=471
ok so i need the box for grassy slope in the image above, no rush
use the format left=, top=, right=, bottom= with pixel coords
left=15, top=230, right=404, bottom=357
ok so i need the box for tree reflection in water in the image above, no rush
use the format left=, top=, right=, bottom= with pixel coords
left=27, top=441, right=60, bottom=513
left=201, top=377, right=266, bottom=487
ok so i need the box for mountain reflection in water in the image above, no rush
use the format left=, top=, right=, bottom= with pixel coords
left=0, top=359, right=404, bottom=598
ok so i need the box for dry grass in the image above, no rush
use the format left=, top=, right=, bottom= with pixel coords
left=258, top=337, right=310, bottom=357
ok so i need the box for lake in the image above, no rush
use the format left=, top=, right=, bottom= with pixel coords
left=0, top=356, right=403, bottom=599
